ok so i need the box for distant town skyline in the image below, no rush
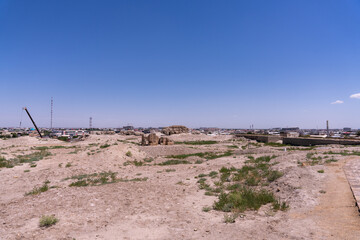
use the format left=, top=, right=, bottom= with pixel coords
left=1, top=0, right=360, bottom=129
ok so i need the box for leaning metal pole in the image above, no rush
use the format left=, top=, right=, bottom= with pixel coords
left=24, top=107, right=43, bottom=138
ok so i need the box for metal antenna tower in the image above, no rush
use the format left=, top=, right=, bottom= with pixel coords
left=50, top=97, right=53, bottom=129
left=89, top=117, right=92, bottom=129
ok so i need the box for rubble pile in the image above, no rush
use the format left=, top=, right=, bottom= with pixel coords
left=161, top=125, right=189, bottom=135
left=141, top=133, right=174, bottom=146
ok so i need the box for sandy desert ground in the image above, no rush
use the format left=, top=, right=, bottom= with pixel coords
left=0, top=133, right=360, bottom=240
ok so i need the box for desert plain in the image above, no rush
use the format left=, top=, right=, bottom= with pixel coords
left=1, top=133, right=360, bottom=240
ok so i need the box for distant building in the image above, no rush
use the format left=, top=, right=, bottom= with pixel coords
left=281, top=127, right=300, bottom=132
left=343, top=127, right=352, bottom=132
left=280, top=132, right=300, bottom=138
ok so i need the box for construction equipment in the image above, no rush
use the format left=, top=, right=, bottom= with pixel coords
left=23, top=107, right=43, bottom=138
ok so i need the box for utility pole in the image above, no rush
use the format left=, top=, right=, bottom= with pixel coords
left=326, top=120, right=329, bottom=137
left=50, top=97, right=53, bottom=129
left=24, top=107, right=43, bottom=138
left=89, top=117, right=92, bottom=129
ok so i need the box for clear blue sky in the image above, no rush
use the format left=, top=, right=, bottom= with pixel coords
left=1, top=0, right=360, bottom=129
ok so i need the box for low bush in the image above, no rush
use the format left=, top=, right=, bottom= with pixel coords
left=100, top=144, right=110, bottom=149
left=39, top=215, right=58, bottom=227
left=25, top=182, right=49, bottom=195
left=0, top=156, right=13, bottom=168
left=214, top=188, right=275, bottom=212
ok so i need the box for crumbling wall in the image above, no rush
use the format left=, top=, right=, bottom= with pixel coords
left=162, top=125, right=189, bottom=135
left=141, top=133, right=174, bottom=146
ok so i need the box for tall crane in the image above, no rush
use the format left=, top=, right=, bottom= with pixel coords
left=24, top=107, right=43, bottom=138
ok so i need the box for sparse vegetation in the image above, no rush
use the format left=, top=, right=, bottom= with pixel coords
left=267, top=170, right=284, bottom=182
left=166, top=151, right=232, bottom=160
left=323, top=150, right=360, bottom=156
left=68, top=171, right=117, bottom=186
left=287, top=146, right=316, bottom=151
left=223, top=213, right=238, bottom=223
left=33, top=146, right=75, bottom=150
left=7, top=150, right=52, bottom=167
left=209, top=171, right=218, bottom=178
left=67, top=171, right=147, bottom=187
left=227, top=145, right=238, bottom=149
left=214, top=188, right=276, bottom=212
left=264, top=142, right=290, bottom=147
left=0, top=156, right=13, bottom=168
left=123, top=160, right=144, bottom=166
left=325, top=158, right=338, bottom=163
left=318, top=170, right=324, bottom=173
left=196, top=155, right=287, bottom=213
left=126, top=151, right=132, bottom=157
left=100, top=144, right=111, bottom=149
left=202, top=206, right=212, bottom=212
left=143, top=157, right=153, bottom=162
left=25, top=182, right=49, bottom=196
left=39, top=215, right=58, bottom=227
left=158, top=160, right=191, bottom=165
left=175, top=140, right=218, bottom=145
left=273, top=199, right=289, bottom=211
left=57, top=136, right=68, bottom=142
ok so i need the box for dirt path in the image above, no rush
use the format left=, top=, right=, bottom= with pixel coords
left=293, top=157, right=360, bottom=239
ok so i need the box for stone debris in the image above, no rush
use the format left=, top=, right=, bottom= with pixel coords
left=159, top=137, right=174, bottom=145
left=141, top=134, right=174, bottom=146
left=148, top=133, right=159, bottom=146
left=162, top=125, right=189, bottom=135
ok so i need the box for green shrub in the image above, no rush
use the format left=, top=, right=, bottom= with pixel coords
left=0, top=156, right=13, bottom=168
left=100, top=144, right=110, bottom=149
left=25, top=183, right=49, bottom=195
left=39, top=215, right=58, bottom=227
left=69, top=180, right=88, bottom=187
left=126, top=151, right=132, bottom=157
left=58, top=136, right=68, bottom=142
left=273, top=199, right=289, bottom=211
left=213, top=188, right=276, bottom=212
left=267, top=170, right=283, bottom=182
left=143, top=157, right=153, bottom=162
left=202, top=206, right=211, bottom=212
left=209, top=171, right=218, bottom=178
